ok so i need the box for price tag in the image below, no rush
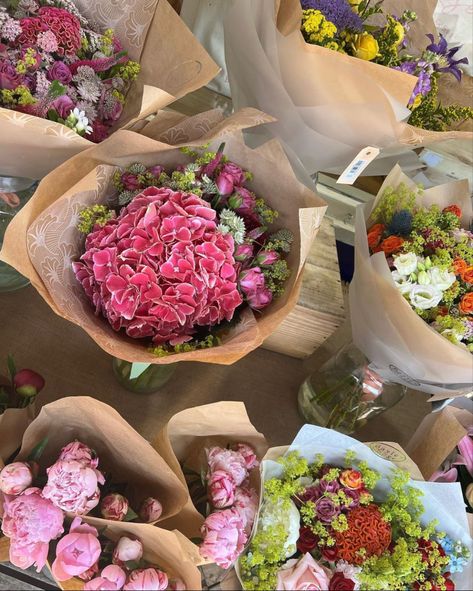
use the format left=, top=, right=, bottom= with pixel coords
left=337, top=146, right=380, bottom=185
left=129, top=362, right=151, bottom=380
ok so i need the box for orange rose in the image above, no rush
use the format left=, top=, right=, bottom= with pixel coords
left=453, top=258, right=468, bottom=275
left=367, top=223, right=385, bottom=250
left=460, top=266, right=473, bottom=284
left=339, top=469, right=363, bottom=490
left=443, top=204, right=462, bottom=218
left=459, top=292, right=473, bottom=315
left=379, top=236, right=404, bottom=255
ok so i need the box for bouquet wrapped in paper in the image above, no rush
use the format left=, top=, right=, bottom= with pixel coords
left=223, top=0, right=473, bottom=175
left=153, top=401, right=268, bottom=568
left=238, top=424, right=473, bottom=590
left=349, top=164, right=473, bottom=400
left=0, top=0, right=219, bottom=180
left=0, top=108, right=326, bottom=366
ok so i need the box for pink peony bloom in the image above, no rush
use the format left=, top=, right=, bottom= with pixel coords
left=232, top=443, right=259, bottom=470
left=239, top=267, right=272, bottom=310
left=84, top=565, right=127, bottom=590
left=233, top=487, right=258, bottom=534
left=42, top=458, right=104, bottom=515
left=0, top=462, right=33, bottom=496
left=207, top=446, right=248, bottom=486
left=59, top=441, right=99, bottom=468
left=208, top=470, right=236, bottom=509
left=276, top=553, right=331, bottom=590
left=73, top=187, right=242, bottom=345
left=100, top=493, right=129, bottom=521
left=2, top=487, right=64, bottom=572
left=138, top=497, right=163, bottom=522
left=51, top=517, right=101, bottom=581
left=113, top=536, right=143, bottom=566
left=78, top=562, right=100, bottom=582
left=200, top=508, right=247, bottom=569
left=123, top=568, right=169, bottom=590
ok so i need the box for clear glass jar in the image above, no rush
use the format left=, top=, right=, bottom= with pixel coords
left=0, top=176, right=38, bottom=292
left=112, top=358, right=176, bottom=394
left=298, top=341, right=406, bottom=434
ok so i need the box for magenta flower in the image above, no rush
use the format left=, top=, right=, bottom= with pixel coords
left=200, top=508, right=247, bottom=569
left=240, top=267, right=273, bottom=310
left=0, top=59, right=23, bottom=90
left=52, top=517, right=101, bottom=581
left=456, top=433, right=473, bottom=477
left=50, top=95, right=75, bottom=119
left=13, top=368, right=45, bottom=397
left=84, top=565, right=126, bottom=590
left=47, top=61, right=72, bottom=84
left=315, top=498, right=341, bottom=523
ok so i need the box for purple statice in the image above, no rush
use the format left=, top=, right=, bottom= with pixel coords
left=425, top=33, right=468, bottom=81
left=301, top=0, right=363, bottom=32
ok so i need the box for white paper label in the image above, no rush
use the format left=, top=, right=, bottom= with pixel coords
left=337, top=146, right=380, bottom=185
left=129, top=362, right=151, bottom=380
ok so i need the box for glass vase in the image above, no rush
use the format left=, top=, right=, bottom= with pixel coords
left=298, top=341, right=406, bottom=434
left=112, top=358, right=176, bottom=394
left=0, top=176, right=38, bottom=292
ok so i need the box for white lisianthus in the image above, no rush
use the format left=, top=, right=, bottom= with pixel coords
left=393, top=252, right=418, bottom=276
left=409, top=284, right=443, bottom=310
left=392, top=271, right=414, bottom=295
left=428, top=267, right=456, bottom=291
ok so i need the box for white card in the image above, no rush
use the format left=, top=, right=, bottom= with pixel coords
left=337, top=146, right=381, bottom=185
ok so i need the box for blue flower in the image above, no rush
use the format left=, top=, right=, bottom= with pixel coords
left=389, top=210, right=413, bottom=236
left=425, top=33, right=469, bottom=81
left=301, top=0, right=363, bottom=32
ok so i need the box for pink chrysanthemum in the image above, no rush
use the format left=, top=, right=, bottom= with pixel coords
left=73, top=187, right=243, bottom=345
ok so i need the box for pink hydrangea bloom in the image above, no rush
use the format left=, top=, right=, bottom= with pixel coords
left=200, top=508, right=247, bottom=569
left=51, top=517, right=101, bottom=581
left=232, top=443, right=259, bottom=470
left=73, top=187, right=242, bottom=345
left=123, top=568, right=169, bottom=590
left=233, top=487, right=258, bottom=534
left=208, top=469, right=236, bottom=509
left=1, top=487, right=64, bottom=572
left=207, top=446, right=248, bottom=486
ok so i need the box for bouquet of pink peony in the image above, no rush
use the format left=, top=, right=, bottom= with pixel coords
left=0, top=0, right=218, bottom=180
left=238, top=425, right=473, bottom=591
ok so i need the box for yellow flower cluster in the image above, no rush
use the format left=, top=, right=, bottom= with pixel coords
left=301, top=9, right=337, bottom=45
left=1, top=85, right=36, bottom=106
left=15, top=48, right=37, bottom=74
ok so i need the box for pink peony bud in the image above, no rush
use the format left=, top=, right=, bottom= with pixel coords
left=59, top=441, right=99, bottom=468
left=123, top=568, right=168, bottom=590
left=168, top=579, right=187, bottom=590
left=232, top=443, right=259, bottom=470
left=100, top=493, right=129, bottom=521
left=113, top=536, right=143, bottom=566
left=78, top=562, right=99, bottom=582
left=13, top=369, right=45, bottom=397
left=208, top=470, right=236, bottom=509
left=0, top=462, right=33, bottom=495
left=138, top=497, right=163, bottom=523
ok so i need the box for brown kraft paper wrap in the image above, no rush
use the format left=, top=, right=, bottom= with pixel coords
left=153, top=401, right=268, bottom=539
left=0, top=108, right=326, bottom=365
left=12, top=397, right=188, bottom=527
left=406, top=407, right=473, bottom=480
left=0, top=0, right=219, bottom=180
left=350, top=164, right=473, bottom=400
left=0, top=405, right=36, bottom=464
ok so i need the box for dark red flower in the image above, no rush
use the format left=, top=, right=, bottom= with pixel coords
left=13, top=369, right=45, bottom=397
left=321, top=543, right=339, bottom=562
left=296, top=526, right=318, bottom=553
left=329, top=572, right=356, bottom=591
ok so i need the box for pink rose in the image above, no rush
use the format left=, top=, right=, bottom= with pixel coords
left=47, top=61, right=72, bottom=84
left=233, top=487, right=258, bottom=534
left=100, top=493, right=129, bottom=521
left=51, top=517, right=101, bottom=581
left=0, top=462, right=33, bottom=495
left=43, top=458, right=104, bottom=515
left=216, top=172, right=235, bottom=196
left=239, top=267, right=272, bottom=310
left=0, top=59, right=23, bottom=90
left=59, top=441, right=98, bottom=468
left=235, top=243, right=254, bottom=263
left=256, top=249, right=279, bottom=266
left=276, top=553, right=331, bottom=590
left=138, top=497, right=163, bottom=522
left=113, top=536, right=143, bottom=566
left=1, top=488, right=64, bottom=572
left=232, top=444, right=259, bottom=470
left=89, top=121, right=110, bottom=143
left=207, top=447, right=248, bottom=486
left=208, top=470, right=236, bottom=509
left=84, top=565, right=126, bottom=590
left=200, top=508, right=247, bottom=569
left=221, top=162, right=246, bottom=185
left=50, top=95, right=75, bottom=119
left=123, top=568, right=168, bottom=590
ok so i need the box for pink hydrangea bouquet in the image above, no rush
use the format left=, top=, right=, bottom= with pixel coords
left=0, top=0, right=140, bottom=142
left=73, top=145, right=294, bottom=355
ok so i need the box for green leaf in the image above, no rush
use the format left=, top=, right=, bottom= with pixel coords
left=190, top=537, right=203, bottom=544
left=7, top=355, right=16, bottom=382
left=124, top=560, right=141, bottom=570
left=47, top=109, right=60, bottom=122
left=123, top=506, right=139, bottom=522
left=48, top=80, right=66, bottom=100
left=27, top=437, right=49, bottom=463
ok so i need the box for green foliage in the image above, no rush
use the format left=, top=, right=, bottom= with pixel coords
left=149, top=334, right=220, bottom=357
left=371, top=183, right=420, bottom=225
left=265, top=229, right=294, bottom=254
left=262, top=260, right=291, bottom=297
left=77, top=205, right=114, bottom=234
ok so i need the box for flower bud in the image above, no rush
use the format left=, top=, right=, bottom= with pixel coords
left=13, top=369, right=45, bottom=397
left=256, top=250, right=279, bottom=267
left=139, top=497, right=163, bottom=522
left=113, top=536, right=143, bottom=566
left=425, top=256, right=432, bottom=269
left=354, top=33, right=379, bottom=61
left=418, top=270, right=430, bottom=285
left=417, top=262, right=426, bottom=272
left=100, top=493, right=129, bottom=521
left=227, top=193, right=243, bottom=210
left=0, top=462, right=33, bottom=495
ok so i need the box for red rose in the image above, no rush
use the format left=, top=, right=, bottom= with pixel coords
left=296, top=526, right=318, bottom=553
left=321, top=544, right=339, bottom=562
left=329, top=572, right=356, bottom=591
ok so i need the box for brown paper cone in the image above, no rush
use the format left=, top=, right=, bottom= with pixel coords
left=153, top=401, right=268, bottom=538
left=13, top=397, right=188, bottom=526
left=0, top=0, right=219, bottom=180
left=0, top=109, right=326, bottom=365
left=0, top=405, right=36, bottom=463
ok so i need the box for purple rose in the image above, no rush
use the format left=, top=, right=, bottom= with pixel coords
left=342, top=488, right=360, bottom=510
left=317, top=479, right=340, bottom=495
left=0, top=59, right=23, bottom=90
left=47, top=62, right=72, bottom=85
left=220, top=162, right=246, bottom=185
left=50, top=95, right=75, bottom=119
left=296, top=486, right=320, bottom=506
left=316, top=498, right=340, bottom=523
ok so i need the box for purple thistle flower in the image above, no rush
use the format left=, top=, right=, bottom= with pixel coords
left=425, top=33, right=468, bottom=81
left=301, top=0, right=363, bottom=32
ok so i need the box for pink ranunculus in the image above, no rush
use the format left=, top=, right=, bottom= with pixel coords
left=0, top=462, right=33, bottom=496
left=59, top=441, right=99, bottom=468
left=206, top=447, right=248, bottom=486
left=113, top=536, right=143, bottom=566
left=232, top=443, right=259, bottom=470
left=100, top=493, right=129, bottom=521
left=50, top=95, right=75, bottom=119
left=200, top=508, right=247, bottom=569
left=208, top=470, right=236, bottom=509
left=2, top=488, right=64, bottom=572
left=123, top=568, right=169, bottom=590
left=233, top=487, right=258, bottom=534
left=51, top=517, right=101, bottom=581
left=138, top=497, right=163, bottom=522
left=276, top=553, right=332, bottom=590
left=84, top=565, right=127, bottom=590
left=42, top=459, right=104, bottom=515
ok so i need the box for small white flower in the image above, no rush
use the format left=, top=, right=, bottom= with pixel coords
left=409, top=284, right=443, bottom=310
left=393, top=252, right=418, bottom=276
left=392, top=270, right=414, bottom=295
left=428, top=266, right=456, bottom=291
